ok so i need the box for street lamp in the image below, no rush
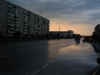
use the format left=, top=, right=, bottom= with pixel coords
left=40, top=12, right=43, bottom=15
left=57, top=23, right=62, bottom=40
left=57, top=23, right=62, bottom=31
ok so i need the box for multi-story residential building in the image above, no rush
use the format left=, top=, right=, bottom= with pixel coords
left=0, top=0, right=50, bottom=38
left=7, top=2, right=18, bottom=37
left=0, top=0, right=8, bottom=37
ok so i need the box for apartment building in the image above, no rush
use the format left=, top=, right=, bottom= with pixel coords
left=0, top=0, right=49, bottom=38
left=0, top=0, right=8, bottom=37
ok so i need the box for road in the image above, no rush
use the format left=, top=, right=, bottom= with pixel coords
left=0, top=39, right=99, bottom=75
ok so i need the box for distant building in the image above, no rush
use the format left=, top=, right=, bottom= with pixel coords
left=67, top=30, right=74, bottom=37
left=0, top=0, right=49, bottom=38
left=49, top=30, right=74, bottom=38
left=92, top=24, right=100, bottom=39
left=95, top=24, right=100, bottom=33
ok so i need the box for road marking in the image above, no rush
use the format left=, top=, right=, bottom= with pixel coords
left=30, top=64, right=48, bottom=75
left=92, top=65, right=100, bottom=75
left=42, top=64, right=48, bottom=69
left=30, top=70, right=40, bottom=75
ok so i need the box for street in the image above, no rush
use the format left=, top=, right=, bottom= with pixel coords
left=0, top=39, right=99, bottom=75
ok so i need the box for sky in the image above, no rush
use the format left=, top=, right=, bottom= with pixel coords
left=6, top=0, right=100, bottom=35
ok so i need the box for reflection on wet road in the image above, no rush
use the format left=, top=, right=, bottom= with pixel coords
left=36, top=42, right=99, bottom=75
left=0, top=39, right=99, bottom=75
left=0, top=39, right=75, bottom=75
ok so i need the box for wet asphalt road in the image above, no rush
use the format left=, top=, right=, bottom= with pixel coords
left=36, top=42, right=99, bottom=75
left=0, top=39, right=99, bottom=75
left=0, top=39, right=74, bottom=75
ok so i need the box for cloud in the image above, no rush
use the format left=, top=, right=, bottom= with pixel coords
left=6, top=0, right=100, bottom=35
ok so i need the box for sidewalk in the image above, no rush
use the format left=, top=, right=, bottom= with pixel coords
left=91, top=43, right=100, bottom=75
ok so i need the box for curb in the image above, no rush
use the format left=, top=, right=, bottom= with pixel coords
left=91, top=43, right=100, bottom=52
left=91, top=42, right=100, bottom=75
left=92, top=65, right=100, bottom=75
left=94, top=44, right=100, bottom=50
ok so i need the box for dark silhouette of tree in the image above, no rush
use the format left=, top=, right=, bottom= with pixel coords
left=91, top=32, right=100, bottom=40
left=72, top=34, right=77, bottom=38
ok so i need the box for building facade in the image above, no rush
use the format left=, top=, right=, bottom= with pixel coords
left=49, top=30, right=74, bottom=38
left=92, top=24, right=100, bottom=39
left=0, top=0, right=49, bottom=38
left=95, top=24, right=100, bottom=33
left=0, top=0, right=8, bottom=37
left=67, top=30, right=74, bottom=37
left=93, top=24, right=100, bottom=36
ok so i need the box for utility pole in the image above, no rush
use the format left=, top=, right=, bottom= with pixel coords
left=57, top=23, right=62, bottom=40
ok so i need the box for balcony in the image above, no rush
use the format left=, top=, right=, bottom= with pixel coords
left=8, top=9, right=11, bottom=12
left=27, top=27, right=31, bottom=30
left=8, top=20, right=11, bottom=22
left=29, top=24, right=31, bottom=27
left=29, top=30, right=31, bottom=32
left=11, top=24, right=14, bottom=26
left=9, top=34, right=13, bottom=36
left=15, top=21, right=18, bottom=24
left=24, top=32, right=28, bottom=34
left=15, top=29, right=18, bottom=32
left=24, top=26, right=27, bottom=29
left=8, top=30, right=10, bottom=33
left=15, top=14, right=18, bottom=17
left=7, top=12, right=11, bottom=15
left=8, top=5, right=11, bottom=8
left=24, top=10, right=28, bottom=15
left=24, top=29, right=28, bottom=32
left=7, top=23, right=10, bottom=26
left=11, top=17, right=14, bottom=20
left=24, top=22, right=28, bottom=24
left=10, top=31, right=14, bottom=34
left=24, top=24, right=28, bottom=27
left=8, top=16, right=11, bottom=19
left=24, top=17, right=28, bottom=20
left=10, top=28, right=14, bottom=30
left=28, top=31, right=31, bottom=34
left=24, top=20, right=28, bottom=22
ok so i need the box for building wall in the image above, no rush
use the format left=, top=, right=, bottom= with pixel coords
left=30, top=12, right=35, bottom=35
left=68, top=30, right=74, bottom=37
left=0, top=0, right=8, bottom=37
left=6, top=2, right=18, bottom=37
left=17, top=6, right=24, bottom=36
left=0, top=0, right=49, bottom=38
left=49, top=31, right=73, bottom=38
left=95, top=24, right=100, bottom=33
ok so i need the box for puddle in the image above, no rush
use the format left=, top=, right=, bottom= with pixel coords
left=56, top=42, right=98, bottom=68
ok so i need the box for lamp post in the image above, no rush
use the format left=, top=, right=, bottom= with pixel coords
left=57, top=23, right=62, bottom=40
left=40, top=12, right=43, bottom=15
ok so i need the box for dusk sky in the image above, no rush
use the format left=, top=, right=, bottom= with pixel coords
left=7, top=0, right=100, bottom=35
